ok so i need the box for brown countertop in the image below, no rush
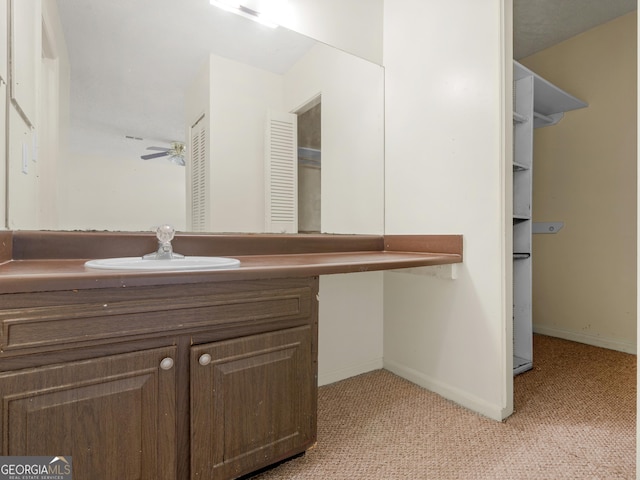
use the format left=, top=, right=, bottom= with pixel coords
left=0, top=231, right=462, bottom=294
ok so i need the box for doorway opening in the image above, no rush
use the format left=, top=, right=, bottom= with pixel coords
left=296, top=96, right=321, bottom=233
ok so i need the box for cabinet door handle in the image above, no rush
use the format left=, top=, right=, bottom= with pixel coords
left=160, top=357, right=174, bottom=370
left=198, top=354, right=212, bottom=366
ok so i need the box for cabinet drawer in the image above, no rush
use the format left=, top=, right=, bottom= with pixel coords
left=0, top=283, right=314, bottom=355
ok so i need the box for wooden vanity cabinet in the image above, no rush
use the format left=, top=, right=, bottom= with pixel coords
left=0, top=277, right=319, bottom=480
left=0, top=347, right=178, bottom=479
left=191, top=326, right=316, bottom=479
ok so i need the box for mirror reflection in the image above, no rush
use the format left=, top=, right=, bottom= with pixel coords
left=7, top=0, right=384, bottom=234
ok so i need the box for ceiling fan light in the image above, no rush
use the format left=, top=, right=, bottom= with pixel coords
left=169, top=155, right=186, bottom=166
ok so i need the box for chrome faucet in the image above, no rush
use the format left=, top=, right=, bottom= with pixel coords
left=143, top=224, right=184, bottom=260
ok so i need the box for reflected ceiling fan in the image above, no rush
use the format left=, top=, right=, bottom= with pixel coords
left=141, top=141, right=186, bottom=166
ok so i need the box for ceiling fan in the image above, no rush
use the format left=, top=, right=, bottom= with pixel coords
left=141, top=141, right=186, bottom=166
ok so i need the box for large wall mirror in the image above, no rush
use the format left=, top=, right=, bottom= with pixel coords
left=6, top=0, right=384, bottom=234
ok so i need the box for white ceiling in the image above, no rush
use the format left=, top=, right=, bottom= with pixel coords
left=55, top=0, right=637, bottom=157
left=514, top=0, right=637, bottom=59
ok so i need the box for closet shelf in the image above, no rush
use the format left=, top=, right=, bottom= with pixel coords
left=514, top=61, right=587, bottom=128
left=512, top=61, right=587, bottom=376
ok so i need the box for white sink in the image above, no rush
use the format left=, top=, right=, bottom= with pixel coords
left=85, top=256, right=241, bottom=271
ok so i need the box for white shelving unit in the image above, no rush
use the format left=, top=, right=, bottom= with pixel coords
left=512, top=61, right=587, bottom=375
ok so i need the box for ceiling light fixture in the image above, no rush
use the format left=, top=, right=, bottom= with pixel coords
left=209, top=0, right=280, bottom=28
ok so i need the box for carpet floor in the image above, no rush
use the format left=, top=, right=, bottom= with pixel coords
left=251, top=334, right=636, bottom=479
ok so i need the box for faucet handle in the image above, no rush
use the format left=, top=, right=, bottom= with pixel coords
left=155, top=224, right=176, bottom=244
left=143, top=224, right=184, bottom=260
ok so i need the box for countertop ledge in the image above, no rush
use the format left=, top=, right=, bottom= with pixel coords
left=0, top=232, right=462, bottom=294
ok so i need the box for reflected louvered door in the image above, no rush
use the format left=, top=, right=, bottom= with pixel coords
left=190, top=114, right=207, bottom=231
left=265, top=110, right=297, bottom=233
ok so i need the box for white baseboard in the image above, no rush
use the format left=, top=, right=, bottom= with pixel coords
left=383, top=359, right=509, bottom=421
left=533, top=324, right=637, bottom=354
left=318, top=358, right=384, bottom=387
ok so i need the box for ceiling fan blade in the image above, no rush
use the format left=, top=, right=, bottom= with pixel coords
left=141, top=151, right=170, bottom=160
left=146, top=146, right=170, bottom=152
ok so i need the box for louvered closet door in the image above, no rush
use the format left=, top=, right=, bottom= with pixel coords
left=265, top=110, right=297, bottom=233
left=190, top=114, right=207, bottom=232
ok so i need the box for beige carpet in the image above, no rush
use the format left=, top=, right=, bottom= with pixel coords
left=252, top=334, right=636, bottom=479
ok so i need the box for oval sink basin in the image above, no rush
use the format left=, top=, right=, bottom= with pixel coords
left=85, top=256, right=240, bottom=271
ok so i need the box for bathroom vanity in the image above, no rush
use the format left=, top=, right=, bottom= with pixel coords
left=0, top=231, right=462, bottom=480
left=0, top=277, right=317, bottom=480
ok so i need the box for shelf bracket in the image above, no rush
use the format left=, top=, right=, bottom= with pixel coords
left=533, top=222, right=564, bottom=234
left=533, top=111, right=564, bottom=128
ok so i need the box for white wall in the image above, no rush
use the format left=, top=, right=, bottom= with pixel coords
left=6, top=0, right=42, bottom=230
left=5, top=0, right=73, bottom=231
left=0, top=87, right=5, bottom=231
left=283, top=0, right=383, bottom=65
left=383, top=0, right=513, bottom=420
left=208, top=54, right=284, bottom=233
left=57, top=146, right=186, bottom=231
left=285, top=41, right=385, bottom=385
left=284, top=42, right=385, bottom=234
left=0, top=0, right=7, bottom=230
left=39, top=0, right=70, bottom=230
left=637, top=11, right=640, bottom=480
left=318, top=272, right=384, bottom=385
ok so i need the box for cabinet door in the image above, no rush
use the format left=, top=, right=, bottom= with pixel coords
left=191, top=326, right=316, bottom=480
left=0, top=347, right=177, bottom=480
